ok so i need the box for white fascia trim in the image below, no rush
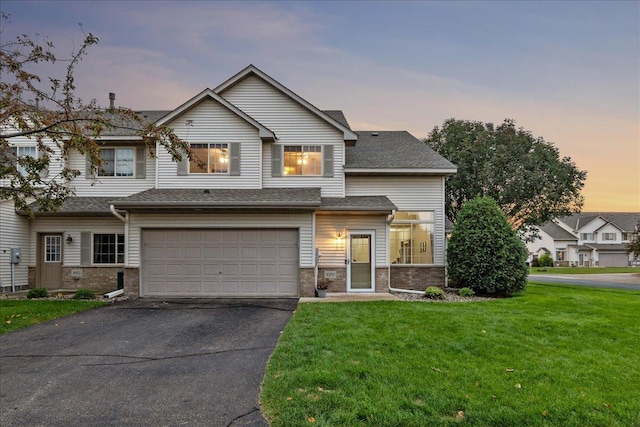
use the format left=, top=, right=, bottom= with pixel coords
left=344, top=168, right=458, bottom=175
left=215, top=65, right=358, bottom=142
left=155, top=88, right=276, bottom=141
left=95, top=136, right=143, bottom=141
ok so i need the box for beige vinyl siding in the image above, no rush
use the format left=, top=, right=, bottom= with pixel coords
left=346, top=176, right=446, bottom=265
left=128, top=213, right=314, bottom=267
left=68, top=148, right=155, bottom=196
left=0, top=201, right=30, bottom=288
left=0, top=133, right=65, bottom=188
left=315, top=214, right=388, bottom=267
left=221, top=75, right=345, bottom=197
left=28, top=218, right=125, bottom=266
left=157, top=99, right=262, bottom=189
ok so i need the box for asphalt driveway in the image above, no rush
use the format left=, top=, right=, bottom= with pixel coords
left=528, top=273, right=640, bottom=290
left=0, top=298, right=298, bottom=427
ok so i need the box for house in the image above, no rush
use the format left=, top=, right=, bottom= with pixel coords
left=526, top=212, right=639, bottom=267
left=0, top=65, right=457, bottom=297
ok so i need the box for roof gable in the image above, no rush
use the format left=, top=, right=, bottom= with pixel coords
left=155, top=88, right=276, bottom=141
left=215, top=65, right=358, bottom=143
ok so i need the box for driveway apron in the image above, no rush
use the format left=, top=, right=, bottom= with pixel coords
left=0, top=298, right=297, bottom=427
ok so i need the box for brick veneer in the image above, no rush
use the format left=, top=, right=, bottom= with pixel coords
left=390, top=266, right=446, bottom=290
left=123, top=267, right=140, bottom=298
left=299, top=268, right=315, bottom=297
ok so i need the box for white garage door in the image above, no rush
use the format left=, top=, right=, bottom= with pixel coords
left=141, top=229, right=299, bottom=297
left=598, top=253, right=629, bottom=267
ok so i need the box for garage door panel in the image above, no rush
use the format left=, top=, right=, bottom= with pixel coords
left=599, top=253, right=628, bottom=267
left=142, top=229, right=299, bottom=297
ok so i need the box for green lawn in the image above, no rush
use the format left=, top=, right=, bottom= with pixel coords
left=0, top=300, right=106, bottom=334
left=261, top=284, right=640, bottom=426
left=530, top=266, right=640, bottom=275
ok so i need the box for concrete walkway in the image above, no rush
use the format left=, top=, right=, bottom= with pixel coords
left=299, top=292, right=401, bottom=303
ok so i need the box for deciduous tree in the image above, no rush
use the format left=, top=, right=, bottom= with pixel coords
left=425, top=118, right=587, bottom=237
left=0, top=15, right=189, bottom=215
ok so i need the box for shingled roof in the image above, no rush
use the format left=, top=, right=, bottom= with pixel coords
left=539, top=222, right=578, bottom=240
left=558, top=212, right=640, bottom=232
left=320, top=196, right=396, bottom=213
left=112, top=188, right=322, bottom=210
left=345, top=131, right=456, bottom=172
left=23, top=197, right=118, bottom=216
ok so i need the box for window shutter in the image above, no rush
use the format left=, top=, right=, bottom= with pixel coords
left=135, top=147, right=146, bottom=179
left=85, top=154, right=95, bottom=179
left=323, top=145, right=334, bottom=178
left=229, top=143, right=240, bottom=176
left=37, top=149, right=49, bottom=179
left=81, top=231, right=92, bottom=266
left=271, top=145, right=282, bottom=177
left=8, top=147, right=17, bottom=167
left=177, top=147, right=189, bottom=176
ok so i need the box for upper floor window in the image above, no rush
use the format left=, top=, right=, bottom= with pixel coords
left=622, top=232, right=635, bottom=241
left=98, top=148, right=133, bottom=177
left=580, top=233, right=593, bottom=241
left=190, top=143, right=228, bottom=174
left=390, top=211, right=435, bottom=265
left=602, top=232, right=616, bottom=241
left=283, top=145, right=321, bottom=176
left=16, top=146, right=37, bottom=175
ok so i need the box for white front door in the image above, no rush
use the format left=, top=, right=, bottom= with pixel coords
left=347, top=231, right=375, bottom=292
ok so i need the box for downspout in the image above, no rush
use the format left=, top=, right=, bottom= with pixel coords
left=110, top=205, right=126, bottom=222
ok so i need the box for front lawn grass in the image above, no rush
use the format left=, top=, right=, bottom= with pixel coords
left=530, top=266, right=640, bottom=274
left=261, top=284, right=640, bottom=426
left=0, top=300, right=106, bottom=334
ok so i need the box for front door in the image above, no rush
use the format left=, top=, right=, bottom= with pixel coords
left=347, top=231, right=375, bottom=292
left=38, top=234, right=63, bottom=289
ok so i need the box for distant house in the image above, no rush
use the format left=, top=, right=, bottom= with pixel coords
left=526, top=213, right=640, bottom=267
left=0, top=65, right=457, bottom=297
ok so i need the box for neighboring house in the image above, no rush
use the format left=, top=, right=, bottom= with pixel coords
left=526, top=212, right=640, bottom=267
left=0, top=65, right=457, bottom=297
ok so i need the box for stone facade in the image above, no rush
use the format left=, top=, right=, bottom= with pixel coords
left=123, top=267, right=140, bottom=298
left=28, top=266, right=123, bottom=293
left=390, top=266, right=446, bottom=290
left=375, top=268, right=389, bottom=292
left=299, top=267, right=315, bottom=297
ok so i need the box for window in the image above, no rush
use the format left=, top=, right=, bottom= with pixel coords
left=93, top=234, right=125, bottom=264
left=556, top=249, right=566, bottom=261
left=622, top=233, right=634, bottom=241
left=44, top=235, right=61, bottom=262
left=16, top=146, right=37, bottom=175
left=98, top=148, right=133, bottom=177
left=390, top=212, right=435, bottom=265
left=283, top=145, right=321, bottom=176
left=602, top=233, right=616, bottom=241
left=189, top=143, right=228, bottom=174
left=580, top=233, right=593, bottom=241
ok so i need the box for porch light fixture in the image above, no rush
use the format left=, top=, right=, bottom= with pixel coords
left=66, top=234, right=73, bottom=244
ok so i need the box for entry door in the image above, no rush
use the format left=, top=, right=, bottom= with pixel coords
left=347, top=231, right=375, bottom=292
left=39, top=234, right=63, bottom=289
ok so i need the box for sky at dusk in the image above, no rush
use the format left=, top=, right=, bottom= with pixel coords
left=2, top=1, right=638, bottom=211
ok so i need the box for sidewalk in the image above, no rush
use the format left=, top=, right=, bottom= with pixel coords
left=299, top=292, right=401, bottom=303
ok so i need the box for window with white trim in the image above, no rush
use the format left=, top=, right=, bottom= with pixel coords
left=602, top=232, right=616, bottom=241
left=580, top=233, right=593, bottom=241
left=44, top=235, right=61, bottom=262
left=283, top=145, right=321, bottom=176
left=16, top=146, right=37, bottom=175
left=98, top=148, right=134, bottom=177
left=93, top=234, right=125, bottom=264
left=556, top=249, right=566, bottom=261
left=189, top=143, right=228, bottom=174
left=390, top=212, right=435, bottom=265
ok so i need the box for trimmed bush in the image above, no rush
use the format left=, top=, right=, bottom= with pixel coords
left=459, top=287, right=475, bottom=297
left=538, top=253, right=554, bottom=267
left=73, top=289, right=96, bottom=300
left=26, top=288, right=49, bottom=299
left=447, top=196, right=528, bottom=296
left=424, top=286, right=445, bottom=300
